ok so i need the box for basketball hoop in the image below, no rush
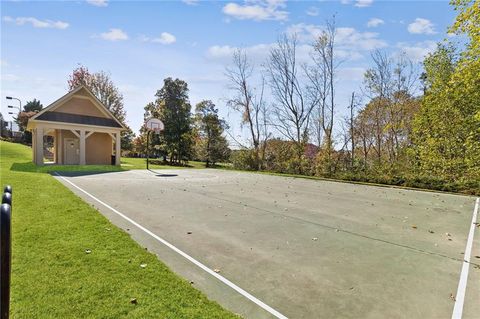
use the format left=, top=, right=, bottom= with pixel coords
left=144, top=118, right=164, bottom=170
left=145, top=118, right=164, bottom=134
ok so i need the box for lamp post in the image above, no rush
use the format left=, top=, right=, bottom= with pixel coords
left=6, top=96, right=22, bottom=112
left=6, top=96, right=22, bottom=138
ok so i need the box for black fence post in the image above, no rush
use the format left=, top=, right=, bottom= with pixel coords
left=1, top=185, right=12, bottom=319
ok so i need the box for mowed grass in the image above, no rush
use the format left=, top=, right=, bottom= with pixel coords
left=0, top=141, right=238, bottom=318
left=121, top=157, right=207, bottom=170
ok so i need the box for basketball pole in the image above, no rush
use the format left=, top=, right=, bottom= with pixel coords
left=146, top=130, right=150, bottom=170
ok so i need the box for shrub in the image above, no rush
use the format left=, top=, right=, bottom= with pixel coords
left=230, top=149, right=258, bottom=170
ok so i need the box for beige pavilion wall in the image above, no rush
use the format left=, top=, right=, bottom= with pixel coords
left=50, top=130, right=114, bottom=165
left=55, top=97, right=107, bottom=118
left=86, top=132, right=112, bottom=165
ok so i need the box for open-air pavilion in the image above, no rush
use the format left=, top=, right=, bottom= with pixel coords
left=27, top=86, right=126, bottom=166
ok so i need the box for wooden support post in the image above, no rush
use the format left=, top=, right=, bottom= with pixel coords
left=115, top=132, right=121, bottom=165
left=79, top=130, right=86, bottom=165
left=35, top=127, right=44, bottom=166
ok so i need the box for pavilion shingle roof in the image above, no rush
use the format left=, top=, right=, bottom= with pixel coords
left=36, top=111, right=122, bottom=128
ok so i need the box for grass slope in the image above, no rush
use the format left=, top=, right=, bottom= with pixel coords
left=0, top=141, right=237, bottom=318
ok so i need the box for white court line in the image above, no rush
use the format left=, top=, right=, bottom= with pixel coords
left=54, top=172, right=288, bottom=319
left=452, top=197, right=479, bottom=319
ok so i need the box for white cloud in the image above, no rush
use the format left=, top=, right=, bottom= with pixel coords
left=207, top=43, right=273, bottom=61
left=287, top=23, right=387, bottom=51
left=367, top=18, right=384, bottom=28
left=100, top=28, right=128, bottom=41
left=355, top=0, right=373, bottom=7
left=86, top=0, right=108, bottom=7
left=140, top=32, right=177, bottom=44
left=408, top=18, right=436, bottom=34
left=152, top=32, right=176, bottom=44
left=0, top=60, right=8, bottom=67
left=207, top=45, right=236, bottom=59
left=306, top=7, right=319, bottom=16
left=0, top=74, right=20, bottom=82
left=397, top=40, right=437, bottom=62
left=206, top=41, right=365, bottom=66
left=338, top=67, right=366, bottom=81
left=3, top=16, right=69, bottom=29
left=182, top=0, right=199, bottom=5
left=342, top=0, right=373, bottom=7
left=222, top=0, right=288, bottom=21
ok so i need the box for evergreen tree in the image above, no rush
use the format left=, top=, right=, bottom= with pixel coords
left=14, top=99, right=43, bottom=143
left=23, top=99, right=43, bottom=112
left=194, top=100, right=230, bottom=167
left=154, top=78, right=194, bottom=164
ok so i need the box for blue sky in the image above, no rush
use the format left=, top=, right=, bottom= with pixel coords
left=1, top=0, right=456, bottom=143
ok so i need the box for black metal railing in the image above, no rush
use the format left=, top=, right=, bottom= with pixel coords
left=1, top=185, right=12, bottom=319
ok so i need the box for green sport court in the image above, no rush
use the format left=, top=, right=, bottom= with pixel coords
left=55, top=169, right=479, bottom=319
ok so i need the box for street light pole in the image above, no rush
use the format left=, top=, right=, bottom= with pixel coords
left=6, top=97, right=22, bottom=112
left=6, top=96, right=22, bottom=138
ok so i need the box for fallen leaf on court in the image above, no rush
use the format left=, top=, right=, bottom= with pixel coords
left=213, top=268, right=221, bottom=273
left=140, top=263, right=147, bottom=268
left=475, top=256, right=480, bottom=259
left=312, top=237, right=318, bottom=241
left=130, top=298, right=137, bottom=304
left=190, top=281, right=194, bottom=284
left=85, top=249, right=92, bottom=254
left=187, top=231, right=192, bottom=234
left=450, top=293, right=456, bottom=301
left=411, top=225, right=417, bottom=229
left=428, top=230, right=434, bottom=233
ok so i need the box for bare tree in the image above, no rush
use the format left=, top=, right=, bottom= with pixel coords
left=308, top=17, right=339, bottom=172
left=226, top=48, right=270, bottom=169
left=266, top=33, right=318, bottom=164
left=362, top=50, right=419, bottom=164
left=347, top=92, right=360, bottom=167
left=354, top=108, right=375, bottom=169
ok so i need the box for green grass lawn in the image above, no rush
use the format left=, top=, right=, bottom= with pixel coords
left=121, top=157, right=207, bottom=170
left=0, top=141, right=237, bottom=318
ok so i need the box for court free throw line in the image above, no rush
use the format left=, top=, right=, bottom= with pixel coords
left=452, top=197, right=479, bottom=319
left=54, top=172, right=288, bottom=319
